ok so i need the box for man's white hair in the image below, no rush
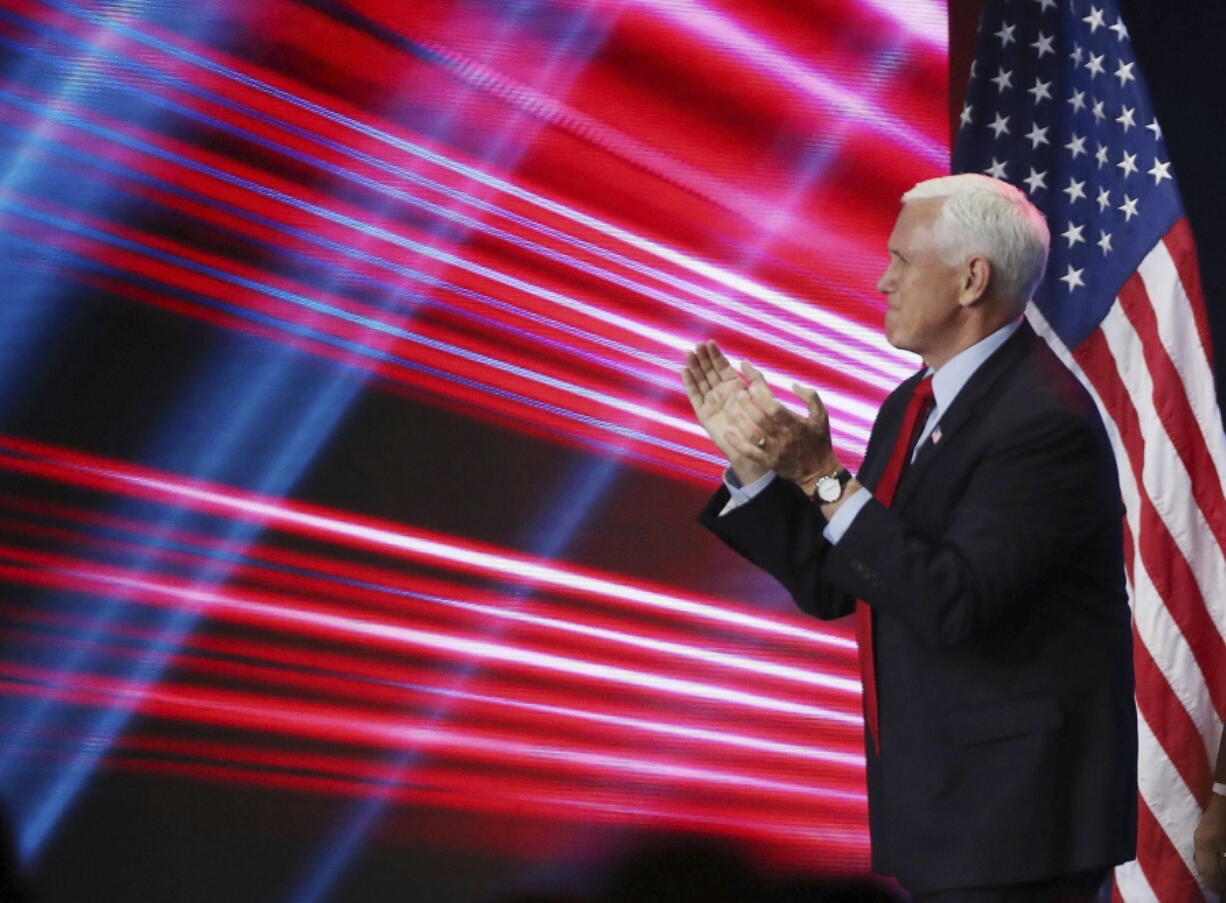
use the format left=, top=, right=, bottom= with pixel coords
left=902, top=173, right=1050, bottom=309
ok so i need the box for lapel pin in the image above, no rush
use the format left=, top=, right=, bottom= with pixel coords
left=931, top=426, right=943, bottom=445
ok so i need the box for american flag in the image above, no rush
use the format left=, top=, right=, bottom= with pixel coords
left=954, top=1, right=1226, bottom=900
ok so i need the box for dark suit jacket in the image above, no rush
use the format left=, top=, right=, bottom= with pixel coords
left=700, top=323, right=1137, bottom=892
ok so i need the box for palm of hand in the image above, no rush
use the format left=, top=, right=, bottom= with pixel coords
left=682, top=343, right=750, bottom=460
left=698, top=374, right=744, bottom=430
left=694, top=375, right=750, bottom=463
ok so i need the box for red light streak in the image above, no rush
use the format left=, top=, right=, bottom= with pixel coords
left=0, top=500, right=862, bottom=700
left=2, top=0, right=915, bottom=431
left=0, top=606, right=861, bottom=769
left=0, top=547, right=862, bottom=727
left=0, top=438, right=858, bottom=651
left=0, top=0, right=952, bottom=875
left=0, top=658, right=867, bottom=809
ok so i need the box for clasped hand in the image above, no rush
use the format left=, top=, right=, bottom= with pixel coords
left=681, top=340, right=838, bottom=490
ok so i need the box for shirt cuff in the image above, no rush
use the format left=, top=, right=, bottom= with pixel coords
left=719, top=469, right=776, bottom=516
left=821, top=487, right=870, bottom=543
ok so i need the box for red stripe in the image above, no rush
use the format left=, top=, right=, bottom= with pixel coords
left=1132, top=634, right=1212, bottom=805
left=1117, top=270, right=1226, bottom=573
left=1072, top=329, right=1226, bottom=717
left=1135, top=793, right=1205, bottom=903
left=1162, top=219, right=1215, bottom=371
left=1073, top=327, right=1218, bottom=902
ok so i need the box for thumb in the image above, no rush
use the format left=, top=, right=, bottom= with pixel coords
left=793, top=382, right=823, bottom=419
left=741, top=359, right=767, bottom=385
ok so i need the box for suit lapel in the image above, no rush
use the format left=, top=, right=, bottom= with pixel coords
left=891, top=322, right=1036, bottom=509
left=860, top=369, right=928, bottom=492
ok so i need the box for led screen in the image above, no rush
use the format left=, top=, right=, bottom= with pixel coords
left=0, top=1, right=948, bottom=899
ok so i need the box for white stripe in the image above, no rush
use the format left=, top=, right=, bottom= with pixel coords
left=1136, top=713, right=1211, bottom=896
left=1137, top=240, right=1226, bottom=487
left=1030, top=305, right=1218, bottom=763
left=1097, top=302, right=1226, bottom=655
left=1096, top=302, right=1222, bottom=739
left=1030, top=306, right=1217, bottom=901
left=1113, top=858, right=1161, bottom=903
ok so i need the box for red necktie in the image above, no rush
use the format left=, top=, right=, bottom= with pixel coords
left=857, top=374, right=934, bottom=755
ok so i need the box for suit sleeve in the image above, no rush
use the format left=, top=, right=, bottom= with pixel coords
left=699, top=475, right=856, bottom=620
left=822, top=406, right=1121, bottom=646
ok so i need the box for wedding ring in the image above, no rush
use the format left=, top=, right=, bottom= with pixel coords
left=756, top=436, right=767, bottom=448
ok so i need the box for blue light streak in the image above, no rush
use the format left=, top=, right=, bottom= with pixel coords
left=30, top=0, right=914, bottom=381
left=0, top=85, right=880, bottom=438
left=0, top=10, right=908, bottom=393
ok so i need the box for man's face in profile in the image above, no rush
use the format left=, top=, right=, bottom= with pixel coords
left=877, top=198, right=965, bottom=364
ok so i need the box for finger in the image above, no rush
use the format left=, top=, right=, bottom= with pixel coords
left=793, top=382, right=826, bottom=421
left=1209, top=854, right=1226, bottom=892
left=693, top=342, right=725, bottom=388
left=725, top=394, right=771, bottom=447
left=706, top=341, right=742, bottom=383
left=683, top=351, right=711, bottom=395
left=732, top=392, right=770, bottom=429
left=724, top=427, right=769, bottom=462
left=680, top=368, right=706, bottom=412
left=1195, top=842, right=1226, bottom=890
left=1203, top=860, right=1226, bottom=894
left=727, top=401, right=776, bottom=454
left=741, top=361, right=781, bottom=414
left=740, top=359, right=768, bottom=386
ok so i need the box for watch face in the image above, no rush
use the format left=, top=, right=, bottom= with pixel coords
left=816, top=476, right=841, bottom=503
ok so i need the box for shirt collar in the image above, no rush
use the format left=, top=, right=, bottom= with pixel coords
left=927, top=319, right=1021, bottom=416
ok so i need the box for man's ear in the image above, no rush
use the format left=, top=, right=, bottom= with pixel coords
left=959, top=255, right=992, bottom=307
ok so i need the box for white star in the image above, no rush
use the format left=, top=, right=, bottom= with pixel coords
left=1110, top=17, right=1130, bottom=40
left=1097, top=187, right=1112, bottom=211
left=1117, top=151, right=1138, bottom=177
left=1117, top=106, right=1137, bottom=131
left=1095, top=143, right=1110, bottom=168
left=988, top=112, right=1011, bottom=138
left=1068, top=89, right=1087, bottom=113
left=990, top=67, right=1014, bottom=92
left=960, top=102, right=973, bottom=127
left=1028, top=78, right=1053, bottom=103
left=1026, top=123, right=1050, bottom=148
left=1098, top=230, right=1114, bottom=254
left=995, top=21, right=1017, bottom=46
left=1083, top=6, right=1106, bottom=32
left=1035, top=0, right=1057, bottom=11
left=1063, top=177, right=1087, bottom=203
left=1114, top=60, right=1136, bottom=86
left=1085, top=53, right=1106, bottom=77
left=1070, top=43, right=1084, bottom=65
left=1149, top=158, right=1172, bottom=184
left=1091, top=99, right=1106, bottom=122
left=1062, top=222, right=1086, bottom=247
left=1146, top=119, right=1163, bottom=141
left=1023, top=167, right=1048, bottom=194
left=1119, top=195, right=1140, bottom=221
left=1060, top=265, right=1086, bottom=291
left=1065, top=134, right=1087, bottom=158
left=985, top=158, right=1009, bottom=179
left=1032, top=32, right=1055, bottom=58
